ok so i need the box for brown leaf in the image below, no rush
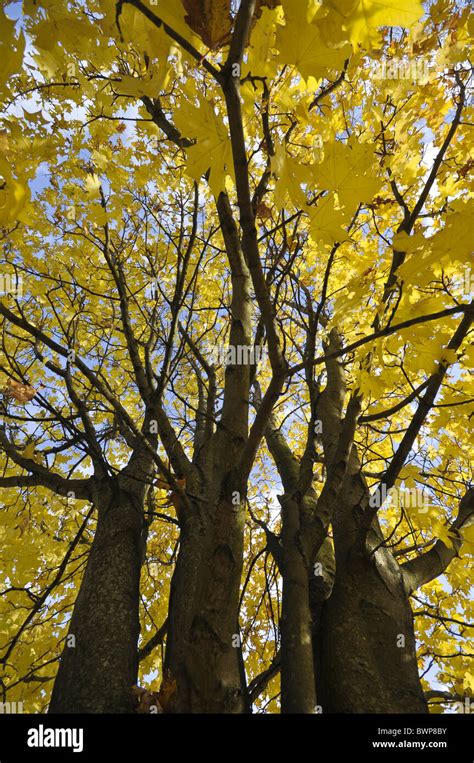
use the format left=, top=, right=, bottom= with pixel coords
left=182, top=0, right=232, bottom=50
left=4, top=379, right=37, bottom=404
left=157, top=670, right=177, bottom=712
left=131, top=684, right=163, bottom=714
left=256, top=201, right=273, bottom=221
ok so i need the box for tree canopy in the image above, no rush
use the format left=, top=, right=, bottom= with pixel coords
left=0, top=0, right=473, bottom=714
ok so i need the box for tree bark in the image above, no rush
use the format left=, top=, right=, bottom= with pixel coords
left=310, top=330, right=427, bottom=714
left=312, top=462, right=427, bottom=714
left=49, top=480, right=145, bottom=713
left=280, top=495, right=317, bottom=714
left=164, top=481, right=246, bottom=713
left=316, top=539, right=428, bottom=714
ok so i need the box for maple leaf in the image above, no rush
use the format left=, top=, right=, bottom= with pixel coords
left=323, top=0, right=424, bottom=49
left=3, top=380, right=37, bottom=404
left=182, top=0, right=232, bottom=49
left=174, top=95, right=234, bottom=196
left=277, top=16, right=351, bottom=80
left=312, top=140, right=382, bottom=215
left=308, top=193, right=350, bottom=246
left=271, top=140, right=309, bottom=209
left=0, top=7, right=24, bottom=81
left=84, top=173, right=101, bottom=198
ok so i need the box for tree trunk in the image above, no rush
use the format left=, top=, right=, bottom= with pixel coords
left=49, top=481, right=144, bottom=713
left=314, top=526, right=427, bottom=714
left=312, top=373, right=428, bottom=714
left=165, top=482, right=246, bottom=712
left=280, top=495, right=317, bottom=714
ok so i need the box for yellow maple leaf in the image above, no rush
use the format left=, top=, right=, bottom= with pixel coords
left=271, top=140, right=310, bottom=210
left=313, top=140, right=382, bottom=215
left=174, top=96, right=233, bottom=196
left=324, top=0, right=424, bottom=49
left=308, top=193, right=350, bottom=246
left=84, top=173, right=101, bottom=198
left=277, top=15, right=351, bottom=81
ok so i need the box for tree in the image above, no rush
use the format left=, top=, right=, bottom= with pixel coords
left=0, top=0, right=472, bottom=714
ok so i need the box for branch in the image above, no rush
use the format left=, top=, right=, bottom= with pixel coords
left=248, top=651, right=281, bottom=704
left=101, top=213, right=154, bottom=404
left=401, top=488, right=474, bottom=595
left=264, top=419, right=300, bottom=494
left=115, top=0, right=221, bottom=82
left=364, top=306, right=473, bottom=528
left=214, top=192, right=253, bottom=446
left=226, top=0, right=256, bottom=72
left=380, top=74, right=467, bottom=304
left=240, top=371, right=287, bottom=482
left=222, top=68, right=285, bottom=375
left=0, top=426, right=92, bottom=500
left=358, top=379, right=430, bottom=423
left=138, top=618, right=168, bottom=661
left=308, top=394, right=362, bottom=553
left=407, top=74, right=466, bottom=229
left=221, top=64, right=288, bottom=477
left=309, top=59, right=349, bottom=111
left=289, top=303, right=472, bottom=377
left=424, top=690, right=465, bottom=703
left=141, top=96, right=193, bottom=148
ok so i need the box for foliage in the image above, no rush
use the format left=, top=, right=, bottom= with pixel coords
left=0, top=0, right=472, bottom=713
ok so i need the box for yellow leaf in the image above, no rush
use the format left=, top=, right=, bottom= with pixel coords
left=309, top=193, right=350, bottom=245
left=313, top=140, right=382, bottom=215
left=84, top=174, right=101, bottom=198
left=174, top=96, right=233, bottom=196
left=277, top=14, right=351, bottom=81
left=0, top=174, right=30, bottom=226
left=323, top=0, right=424, bottom=49
left=271, top=140, right=309, bottom=209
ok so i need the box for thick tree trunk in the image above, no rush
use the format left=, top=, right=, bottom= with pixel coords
left=280, top=496, right=317, bottom=714
left=165, top=484, right=246, bottom=713
left=314, top=527, right=427, bottom=714
left=49, top=482, right=144, bottom=713
left=313, top=356, right=428, bottom=713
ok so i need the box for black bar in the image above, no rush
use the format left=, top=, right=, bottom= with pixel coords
left=0, top=712, right=471, bottom=761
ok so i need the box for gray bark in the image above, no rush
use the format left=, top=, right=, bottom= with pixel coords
left=49, top=480, right=145, bottom=713
left=164, top=476, right=246, bottom=712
